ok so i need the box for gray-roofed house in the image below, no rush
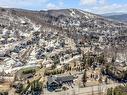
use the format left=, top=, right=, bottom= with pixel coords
left=47, top=75, right=74, bottom=90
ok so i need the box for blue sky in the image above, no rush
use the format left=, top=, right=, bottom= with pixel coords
left=0, top=0, right=127, bottom=14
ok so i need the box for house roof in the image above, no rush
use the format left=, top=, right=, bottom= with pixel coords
left=48, top=75, right=74, bottom=85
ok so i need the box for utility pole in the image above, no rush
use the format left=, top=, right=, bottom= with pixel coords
left=98, top=83, right=102, bottom=95
left=91, top=86, right=94, bottom=95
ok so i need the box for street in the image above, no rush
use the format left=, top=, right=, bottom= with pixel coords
left=43, top=83, right=122, bottom=95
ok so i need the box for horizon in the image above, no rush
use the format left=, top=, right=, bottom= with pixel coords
left=1, top=6, right=127, bottom=15
left=0, top=0, right=127, bottom=14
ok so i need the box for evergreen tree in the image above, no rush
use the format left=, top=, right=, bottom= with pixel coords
left=107, top=88, right=113, bottom=95
left=82, top=70, right=87, bottom=87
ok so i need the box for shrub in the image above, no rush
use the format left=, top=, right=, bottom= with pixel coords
left=22, top=68, right=36, bottom=74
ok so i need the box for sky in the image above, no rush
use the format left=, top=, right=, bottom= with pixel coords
left=0, top=0, right=127, bottom=14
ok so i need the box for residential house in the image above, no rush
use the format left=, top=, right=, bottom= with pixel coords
left=47, top=75, right=74, bottom=90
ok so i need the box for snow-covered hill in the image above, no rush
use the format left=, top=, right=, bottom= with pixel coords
left=0, top=7, right=127, bottom=48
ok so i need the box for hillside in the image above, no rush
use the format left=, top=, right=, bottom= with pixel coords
left=0, top=7, right=127, bottom=95
left=0, top=7, right=127, bottom=49
left=105, top=14, right=127, bottom=22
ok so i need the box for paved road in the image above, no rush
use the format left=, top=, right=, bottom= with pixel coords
left=43, top=83, right=122, bottom=95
